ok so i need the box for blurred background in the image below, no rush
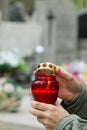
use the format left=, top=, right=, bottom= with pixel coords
left=0, top=0, right=87, bottom=130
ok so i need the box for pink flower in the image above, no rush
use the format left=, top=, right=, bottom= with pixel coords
left=4, top=83, right=15, bottom=93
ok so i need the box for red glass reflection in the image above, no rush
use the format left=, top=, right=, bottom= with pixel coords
left=31, top=75, right=59, bottom=104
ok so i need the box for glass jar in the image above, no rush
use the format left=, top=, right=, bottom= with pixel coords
left=31, top=62, right=59, bottom=104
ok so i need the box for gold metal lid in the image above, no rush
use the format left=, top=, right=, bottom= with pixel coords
left=35, top=62, right=56, bottom=75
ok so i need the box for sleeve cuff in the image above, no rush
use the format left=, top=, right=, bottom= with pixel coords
left=54, top=114, right=80, bottom=130
left=66, top=85, right=86, bottom=111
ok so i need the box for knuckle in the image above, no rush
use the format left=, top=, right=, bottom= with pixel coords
left=45, top=112, right=51, bottom=119
left=31, top=109, right=36, bottom=115
left=35, top=102, right=40, bottom=108
left=49, top=105, right=55, bottom=111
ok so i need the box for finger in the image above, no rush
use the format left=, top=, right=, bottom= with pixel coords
left=31, top=101, right=51, bottom=111
left=37, top=117, right=46, bottom=125
left=56, top=67, right=73, bottom=81
left=37, top=117, right=53, bottom=129
left=33, top=71, right=35, bottom=75
left=29, top=106, right=45, bottom=117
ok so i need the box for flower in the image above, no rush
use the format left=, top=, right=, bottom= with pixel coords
left=61, top=59, right=87, bottom=85
left=0, top=77, right=23, bottom=112
left=0, top=50, right=26, bottom=73
left=4, top=83, right=15, bottom=93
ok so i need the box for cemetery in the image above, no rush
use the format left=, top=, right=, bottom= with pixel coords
left=0, top=0, right=87, bottom=130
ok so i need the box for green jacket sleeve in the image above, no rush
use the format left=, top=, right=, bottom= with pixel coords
left=54, top=85, right=87, bottom=130
left=66, top=85, right=87, bottom=119
left=54, top=114, right=87, bottom=130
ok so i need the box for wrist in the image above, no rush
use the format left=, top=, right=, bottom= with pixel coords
left=61, top=91, right=81, bottom=109
left=63, top=94, right=80, bottom=108
left=70, top=84, right=82, bottom=102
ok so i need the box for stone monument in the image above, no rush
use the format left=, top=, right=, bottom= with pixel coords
left=0, top=21, right=42, bottom=57
left=34, top=0, right=78, bottom=64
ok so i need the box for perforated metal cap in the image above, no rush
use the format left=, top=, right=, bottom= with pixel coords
left=35, top=62, right=56, bottom=75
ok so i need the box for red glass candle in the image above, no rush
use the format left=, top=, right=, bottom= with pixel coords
left=31, top=62, right=59, bottom=104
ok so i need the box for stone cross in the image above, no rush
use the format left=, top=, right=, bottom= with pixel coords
left=34, top=0, right=78, bottom=64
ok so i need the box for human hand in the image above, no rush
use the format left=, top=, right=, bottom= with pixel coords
left=29, top=101, right=69, bottom=130
left=56, top=66, right=82, bottom=101
left=33, top=62, right=82, bottom=101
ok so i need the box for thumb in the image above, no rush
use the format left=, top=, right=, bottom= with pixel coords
left=56, top=66, right=73, bottom=81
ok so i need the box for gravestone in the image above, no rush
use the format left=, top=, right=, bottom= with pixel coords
left=0, top=21, right=42, bottom=57
left=34, top=0, right=78, bottom=64
left=78, top=9, right=87, bottom=39
left=55, top=0, right=77, bottom=64
left=78, top=9, right=87, bottom=58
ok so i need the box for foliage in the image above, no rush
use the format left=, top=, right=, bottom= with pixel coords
left=56, top=0, right=87, bottom=10
left=9, top=0, right=35, bottom=12
left=0, top=50, right=26, bottom=74
left=71, top=0, right=87, bottom=10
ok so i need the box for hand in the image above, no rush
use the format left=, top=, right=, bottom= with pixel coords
left=29, top=101, right=69, bottom=130
left=33, top=62, right=82, bottom=101
left=56, top=66, right=82, bottom=101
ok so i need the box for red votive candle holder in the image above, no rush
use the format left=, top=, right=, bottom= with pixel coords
left=31, top=62, right=59, bottom=104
